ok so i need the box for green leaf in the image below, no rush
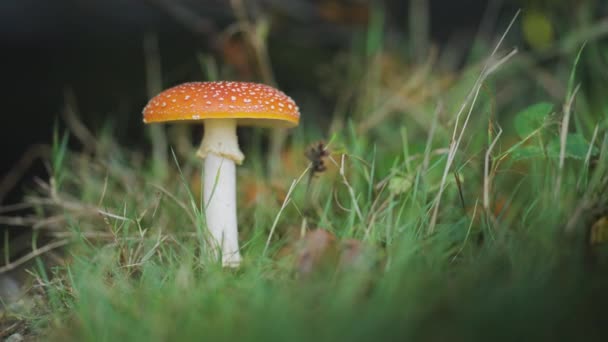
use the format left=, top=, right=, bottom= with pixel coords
left=509, top=145, right=545, bottom=162
left=547, top=133, right=598, bottom=160
left=514, top=102, right=554, bottom=139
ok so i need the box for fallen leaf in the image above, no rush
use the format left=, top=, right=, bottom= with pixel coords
left=295, top=229, right=338, bottom=275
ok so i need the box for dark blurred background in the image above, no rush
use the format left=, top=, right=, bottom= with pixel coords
left=1, top=0, right=606, bottom=204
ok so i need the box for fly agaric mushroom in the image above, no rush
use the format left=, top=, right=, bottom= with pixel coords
left=143, top=81, right=300, bottom=267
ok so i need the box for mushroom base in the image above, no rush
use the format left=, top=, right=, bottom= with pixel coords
left=204, top=153, right=242, bottom=267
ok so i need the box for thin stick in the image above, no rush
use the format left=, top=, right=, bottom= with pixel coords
left=484, top=124, right=503, bottom=210
left=97, top=209, right=132, bottom=222
left=0, top=216, right=38, bottom=226
left=62, top=89, right=97, bottom=152
left=0, top=202, right=35, bottom=214
left=0, top=239, right=69, bottom=274
left=0, top=144, right=50, bottom=204
left=428, top=11, right=519, bottom=233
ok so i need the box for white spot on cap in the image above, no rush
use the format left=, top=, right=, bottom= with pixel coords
left=193, top=115, right=201, bottom=119
left=244, top=98, right=251, bottom=103
left=206, top=101, right=212, bottom=105
left=231, top=96, right=236, bottom=101
left=161, top=102, right=167, bottom=107
left=185, top=95, right=191, bottom=100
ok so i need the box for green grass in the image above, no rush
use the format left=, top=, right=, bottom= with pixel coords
left=12, top=95, right=608, bottom=341
left=3, top=11, right=608, bottom=341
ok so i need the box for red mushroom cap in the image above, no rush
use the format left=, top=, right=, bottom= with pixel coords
left=143, top=81, right=300, bottom=127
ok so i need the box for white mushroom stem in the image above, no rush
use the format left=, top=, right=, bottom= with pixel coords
left=197, top=119, right=244, bottom=267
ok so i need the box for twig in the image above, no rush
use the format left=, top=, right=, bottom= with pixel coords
left=0, top=144, right=50, bottom=204
left=1, top=322, right=21, bottom=337
left=0, top=216, right=38, bottom=226
left=62, top=89, right=97, bottom=153
left=97, top=209, right=132, bottom=222
left=0, top=202, right=35, bottom=214
left=32, top=215, right=70, bottom=230
left=428, top=10, right=520, bottom=234
left=484, top=124, right=503, bottom=211
left=0, top=239, right=69, bottom=274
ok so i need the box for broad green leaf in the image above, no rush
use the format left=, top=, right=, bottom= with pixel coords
left=514, top=102, right=554, bottom=139
left=547, top=133, right=598, bottom=160
left=509, top=145, right=544, bottom=162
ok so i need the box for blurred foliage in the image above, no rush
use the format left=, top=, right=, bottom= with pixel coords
left=522, top=10, right=554, bottom=50
left=2, top=0, right=608, bottom=340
